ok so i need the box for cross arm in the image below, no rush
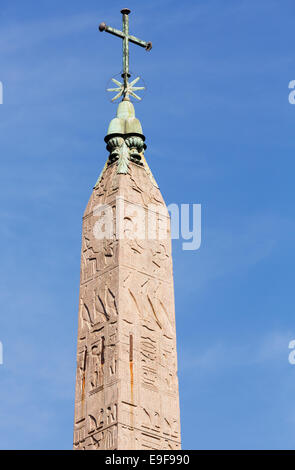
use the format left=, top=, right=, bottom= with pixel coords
left=128, top=34, right=152, bottom=51
left=99, top=23, right=124, bottom=40
left=99, top=22, right=152, bottom=51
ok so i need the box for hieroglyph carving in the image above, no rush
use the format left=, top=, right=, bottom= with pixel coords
left=74, top=158, right=181, bottom=449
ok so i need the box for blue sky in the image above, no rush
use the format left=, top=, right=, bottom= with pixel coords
left=0, top=0, right=295, bottom=450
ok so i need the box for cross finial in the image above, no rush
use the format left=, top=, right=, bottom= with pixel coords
left=99, top=9, right=152, bottom=102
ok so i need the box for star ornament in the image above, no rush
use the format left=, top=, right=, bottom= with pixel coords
left=107, top=76, right=145, bottom=102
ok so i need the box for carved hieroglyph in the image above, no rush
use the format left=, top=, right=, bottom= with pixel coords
left=73, top=139, right=181, bottom=450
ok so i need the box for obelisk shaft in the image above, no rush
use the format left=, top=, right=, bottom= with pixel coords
left=73, top=104, right=181, bottom=449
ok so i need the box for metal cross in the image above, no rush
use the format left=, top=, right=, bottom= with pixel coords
left=99, top=8, right=152, bottom=101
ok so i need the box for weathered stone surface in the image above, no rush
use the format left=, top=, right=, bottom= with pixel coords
left=73, top=151, right=181, bottom=450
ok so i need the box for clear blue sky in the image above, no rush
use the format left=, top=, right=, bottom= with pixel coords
left=0, top=0, right=295, bottom=450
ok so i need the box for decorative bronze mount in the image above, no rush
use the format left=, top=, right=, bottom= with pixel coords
left=105, top=134, right=146, bottom=174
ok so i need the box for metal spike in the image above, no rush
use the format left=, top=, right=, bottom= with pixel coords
left=107, top=87, right=122, bottom=92
left=129, top=76, right=141, bottom=87
left=111, top=89, right=123, bottom=102
left=111, top=78, right=122, bottom=86
left=129, top=91, right=142, bottom=101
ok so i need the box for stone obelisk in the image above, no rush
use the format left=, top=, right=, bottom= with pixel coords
left=73, top=9, right=181, bottom=450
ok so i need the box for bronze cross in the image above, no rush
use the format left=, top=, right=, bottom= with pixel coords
left=99, top=8, right=152, bottom=101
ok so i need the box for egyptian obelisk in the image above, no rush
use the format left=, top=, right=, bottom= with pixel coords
left=73, top=9, right=181, bottom=450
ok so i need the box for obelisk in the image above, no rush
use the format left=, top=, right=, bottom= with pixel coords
left=73, top=9, right=181, bottom=450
